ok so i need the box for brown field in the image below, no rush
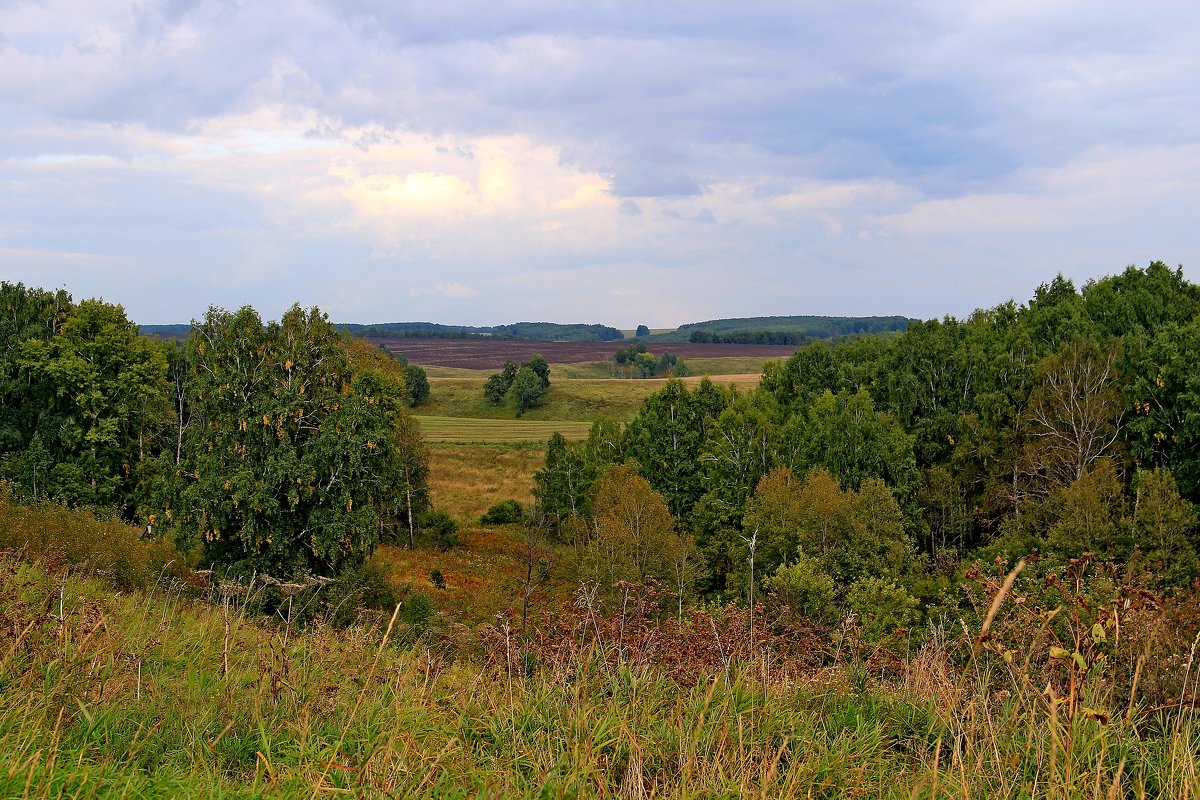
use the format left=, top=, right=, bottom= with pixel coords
left=372, top=337, right=797, bottom=369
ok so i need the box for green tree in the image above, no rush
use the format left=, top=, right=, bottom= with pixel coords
left=777, top=388, right=919, bottom=515
left=484, top=360, right=519, bottom=404
left=692, top=393, right=776, bottom=591
left=176, top=305, right=410, bottom=576
left=391, top=413, right=431, bottom=548
left=635, top=324, right=650, bottom=338
left=1123, top=317, right=1200, bottom=502
left=624, top=378, right=729, bottom=519
left=1022, top=338, right=1123, bottom=494
left=525, top=352, right=551, bottom=388
left=405, top=364, right=430, bottom=406
left=765, top=556, right=837, bottom=624
left=18, top=299, right=171, bottom=512
left=0, top=282, right=73, bottom=463
left=533, top=432, right=594, bottom=521
left=507, top=365, right=546, bottom=417
left=1130, top=468, right=1199, bottom=586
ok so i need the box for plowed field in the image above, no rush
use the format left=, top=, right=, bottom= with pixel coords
left=371, top=338, right=798, bottom=369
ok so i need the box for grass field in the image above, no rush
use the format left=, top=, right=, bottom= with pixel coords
left=419, top=373, right=766, bottom=424
left=426, top=444, right=545, bottom=522
left=419, top=378, right=660, bottom=423
left=416, top=415, right=591, bottom=444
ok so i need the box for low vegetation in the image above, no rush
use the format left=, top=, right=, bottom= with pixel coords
left=2, top=524, right=1199, bottom=797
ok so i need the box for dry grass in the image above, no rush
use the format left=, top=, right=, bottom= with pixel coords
left=372, top=525, right=564, bottom=623
left=427, top=444, right=545, bottom=522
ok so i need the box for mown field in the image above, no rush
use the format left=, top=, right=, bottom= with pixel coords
left=416, top=416, right=591, bottom=444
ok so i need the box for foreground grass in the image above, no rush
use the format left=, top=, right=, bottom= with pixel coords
left=3, top=554, right=1199, bottom=798
left=2, top=493, right=1200, bottom=798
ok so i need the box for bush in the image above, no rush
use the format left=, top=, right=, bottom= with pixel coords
left=430, top=568, right=446, bottom=589
left=403, top=592, right=435, bottom=635
left=845, top=577, right=920, bottom=641
left=481, top=499, right=524, bottom=525
left=766, top=557, right=837, bottom=624
left=420, top=509, right=459, bottom=551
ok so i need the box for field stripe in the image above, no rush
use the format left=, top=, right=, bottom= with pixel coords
left=414, top=416, right=591, bottom=444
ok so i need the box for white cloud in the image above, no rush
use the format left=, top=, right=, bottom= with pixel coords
left=433, top=281, right=479, bottom=299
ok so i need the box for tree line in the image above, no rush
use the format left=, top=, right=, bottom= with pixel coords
left=0, top=284, right=436, bottom=578
left=531, top=262, right=1200, bottom=633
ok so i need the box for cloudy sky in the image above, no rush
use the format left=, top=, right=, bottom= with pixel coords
left=2, top=1, right=1197, bottom=326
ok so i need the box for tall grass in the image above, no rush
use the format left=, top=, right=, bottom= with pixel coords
left=2, top=542, right=1199, bottom=797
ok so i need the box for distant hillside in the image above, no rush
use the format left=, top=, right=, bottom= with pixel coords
left=142, top=321, right=625, bottom=342
left=139, top=324, right=190, bottom=338
left=645, top=315, right=912, bottom=343
left=340, top=321, right=623, bottom=341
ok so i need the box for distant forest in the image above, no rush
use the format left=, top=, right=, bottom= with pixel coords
left=647, top=314, right=913, bottom=343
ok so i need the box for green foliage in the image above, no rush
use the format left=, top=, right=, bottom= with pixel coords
left=175, top=305, right=410, bottom=577
left=0, top=282, right=73, bottom=460
left=845, top=577, right=920, bottom=640
left=614, top=343, right=686, bottom=377
left=692, top=393, right=777, bottom=590
left=765, top=556, right=837, bottom=623
left=405, top=364, right=430, bottom=406
left=778, top=388, right=919, bottom=513
left=484, top=359, right=519, bottom=404
left=532, top=431, right=595, bottom=521
left=402, top=590, right=435, bottom=630
left=613, top=342, right=646, bottom=364
left=484, top=356, right=550, bottom=415
left=390, top=413, right=431, bottom=547
left=481, top=499, right=524, bottom=525
left=635, top=324, right=650, bottom=337
left=581, top=463, right=688, bottom=593
left=741, top=466, right=917, bottom=594
left=507, top=365, right=546, bottom=416
left=624, top=378, right=730, bottom=518
left=419, top=509, right=459, bottom=551
left=15, top=298, right=171, bottom=513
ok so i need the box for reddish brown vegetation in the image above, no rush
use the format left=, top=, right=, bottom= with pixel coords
left=483, top=582, right=839, bottom=686
left=370, top=338, right=798, bottom=369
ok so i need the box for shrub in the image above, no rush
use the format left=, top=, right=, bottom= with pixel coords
left=420, top=509, right=459, bottom=551
left=766, top=557, right=837, bottom=624
left=845, top=577, right=920, bottom=641
left=481, top=499, right=524, bottom=525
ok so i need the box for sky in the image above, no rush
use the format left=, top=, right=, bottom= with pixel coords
left=1, top=1, right=1198, bottom=327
